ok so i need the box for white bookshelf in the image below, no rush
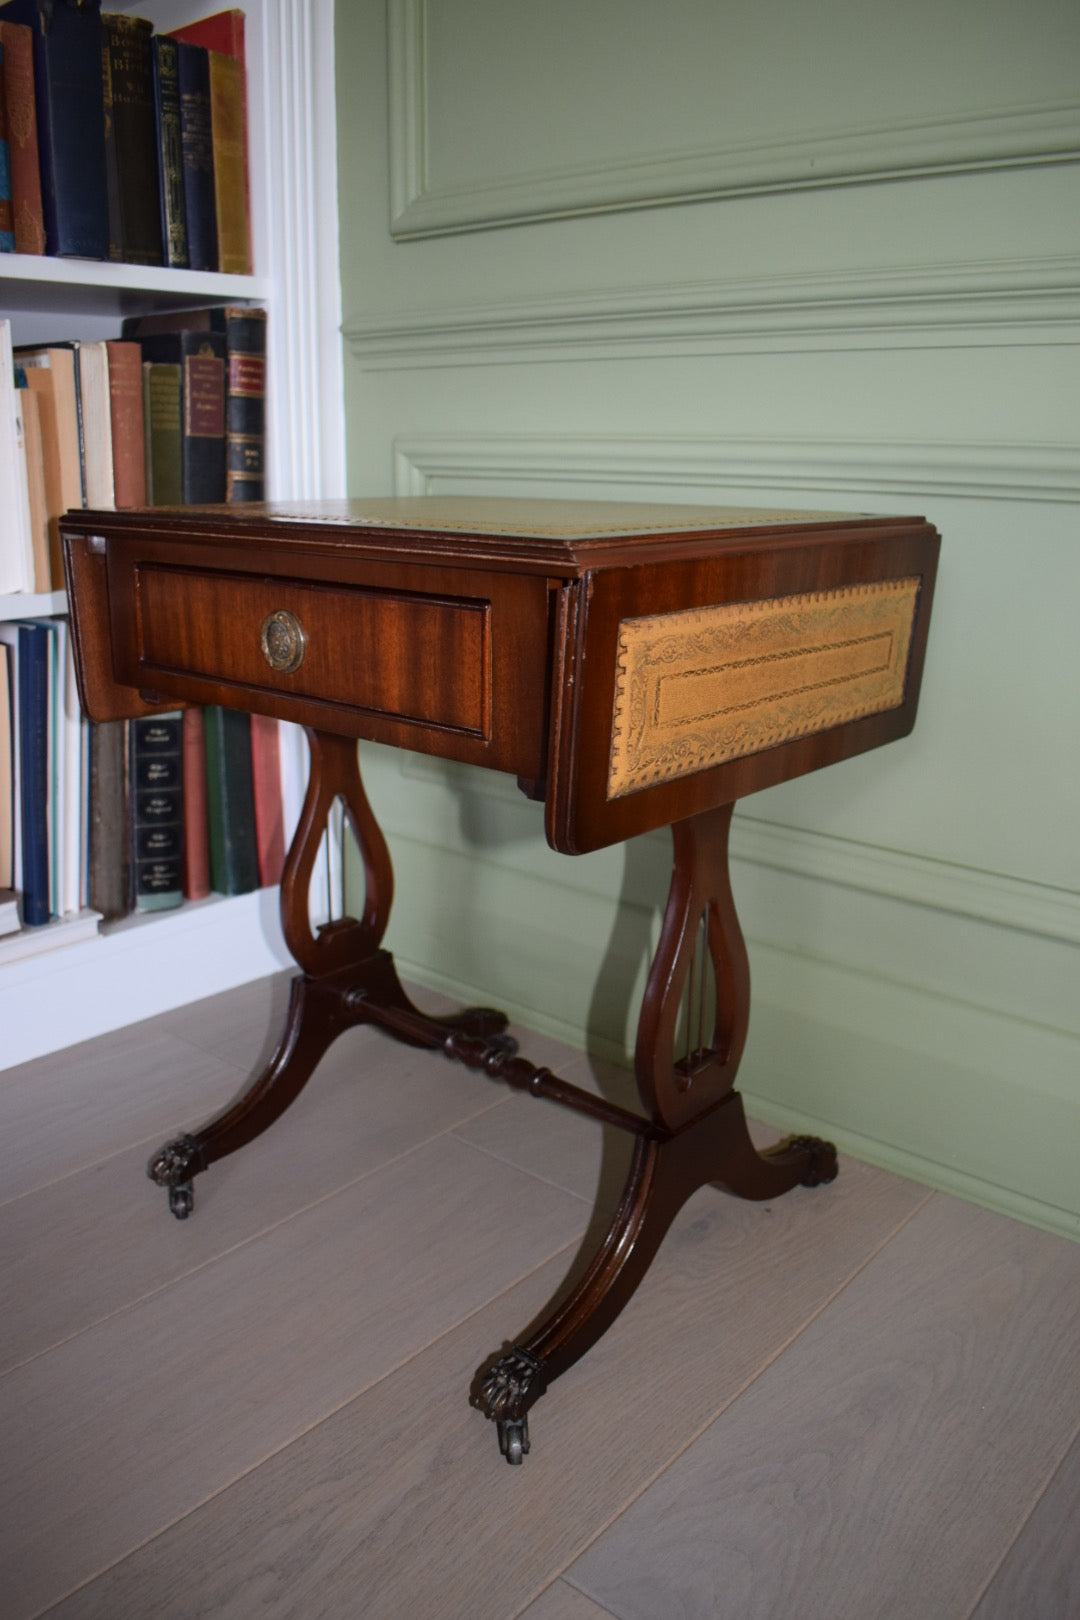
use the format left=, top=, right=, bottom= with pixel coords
left=0, top=0, right=345, bottom=1070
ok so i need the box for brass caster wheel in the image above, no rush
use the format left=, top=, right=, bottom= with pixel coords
left=497, top=1417, right=530, bottom=1465
left=168, top=1183, right=194, bottom=1220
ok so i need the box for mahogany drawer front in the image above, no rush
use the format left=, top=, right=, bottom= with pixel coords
left=134, top=565, right=490, bottom=734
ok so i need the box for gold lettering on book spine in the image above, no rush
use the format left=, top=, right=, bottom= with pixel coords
left=607, top=577, right=921, bottom=799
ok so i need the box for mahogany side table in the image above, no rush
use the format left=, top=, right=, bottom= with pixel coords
left=63, top=496, right=939, bottom=1464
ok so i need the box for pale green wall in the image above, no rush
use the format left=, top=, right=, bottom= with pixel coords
left=334, top=0, right=1080, bottom=1237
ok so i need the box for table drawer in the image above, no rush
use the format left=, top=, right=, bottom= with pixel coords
left=134, top=564, right=491, bottom=736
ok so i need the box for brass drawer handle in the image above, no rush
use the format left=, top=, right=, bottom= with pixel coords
left=260, top=609, right=306, bottom=674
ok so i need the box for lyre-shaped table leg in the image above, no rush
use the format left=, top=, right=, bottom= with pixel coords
left=473, top=801, right=837, bottom=1460
left=147, top=728, right=512, bottom=1217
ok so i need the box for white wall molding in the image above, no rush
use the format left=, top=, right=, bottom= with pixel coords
left=387, top=0, right=1079, bottom=238
left=393, top=752, right=1080, bottom=950
left=393, top=431, right=1080, bottom=506
left=345, top=257, right=1080, bottom=367
left=256, top=0, right=346, bottom=499
left=729, top=816, right=1080, bottom=948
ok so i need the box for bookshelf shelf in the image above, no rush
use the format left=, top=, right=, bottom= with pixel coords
left=0, top=590, right=67, bottom=622
left=0, top=254, right=271, bottom=321
left=1, top=0, right=344, bottom=1071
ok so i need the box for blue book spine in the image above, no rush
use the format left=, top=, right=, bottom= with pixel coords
left=17, top=620, right=51, bottom=926
left=175, top=41, right=217, bottom=273
left=2, top=0, right=109, bottom=259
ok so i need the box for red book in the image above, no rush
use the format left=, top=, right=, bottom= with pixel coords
left=169, top=10, right=251, bottom=272
left=181, top=708, right=211, bottom=900
left=105, top=341, right=146, bottom=508
left=250, top=712, right=285, bottom=886
left=0, top=21, right=46, bottom=254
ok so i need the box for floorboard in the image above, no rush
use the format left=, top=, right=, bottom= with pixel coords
left=565, top=1195, right=1080, bottom=1620
left=0, top=1025, right=504, bottom=1374
left=6, top=975, right=1076, bottom=1620
left=969, top=1426, right=1080, bottom=1620
left=1, top=1133, right=587, bottom=1618
left=35, top=1154, right=926, bottom=1619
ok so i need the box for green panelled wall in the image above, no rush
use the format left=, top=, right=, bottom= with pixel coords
left=334, top=0, right=1080, bottom=1238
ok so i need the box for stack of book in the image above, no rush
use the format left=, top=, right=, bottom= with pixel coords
left=83, top=701, right=287, bottom=928
left=0, top=302, right=267, bottom=593
left=1, top=648, right=288, bottom=956
left=0, top=3, right=251, bottom=273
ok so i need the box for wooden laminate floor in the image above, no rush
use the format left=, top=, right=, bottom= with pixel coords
left=2, top=971, right=1078, bottom=1620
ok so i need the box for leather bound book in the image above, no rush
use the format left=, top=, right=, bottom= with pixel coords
left=137, top=329, right=226, bottom=504
left=0, top=0, right=109, bottom=259
left=105, top=340, right=145, bottom=507
left=151, top=34, right=187, bottom=268
left=122, top=304, right=265, bottom=501
left=174, top=41, right=216, bottom=272
left=203, top=705, right=258, bottom=896
left=0, top=21, right=45, bottom=253
left=0, top=40, right=15, bottom=249
left=181, top=707, right=210, bottom=899
left=87, top=718, right=129, bottom=921
left=101, top=12, right=162, bottom=266
left=128, top=711, right=184, bottom=912
left=169, top=7, right=249, bottom=271
left=204, top=49, right=246, bottom=274
left=142, top=361, right=182, bottom=506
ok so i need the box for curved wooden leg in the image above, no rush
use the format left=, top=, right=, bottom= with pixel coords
left=148, top=728, right=514, bottom=1217
left=474, top=804, right=837, bottom=1460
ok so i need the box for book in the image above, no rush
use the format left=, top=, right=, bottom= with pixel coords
left=17, top=381, right=52, bottom=590
left=1, top=318, right=33, bottom=593
left=14, top=618, right=51, bottom=926
left=87, top=717, right=128, bottom=920
left=151, top=33, right=187, bottom=269
left=0, top=0, right=109, bottom=260
left=181, top=706, right=210, bottom=899
left=101, top=12, right=162, bottom=266
left=169, top=7, right=250, bottom=272
left=15, top=338, right=83, bottom=502
left=136, top=329, right=226, bottom=503
left=105, top=340, right=146, bottom=508
left=0, top=19, right=44, bottom=253
left=0, top=36, right=14, bottom=250
left=203, top=48, right=246, bottom=274
left=73, top=340, right=114, bottom=509
left=203, top=705, right=258, bottom=895
left=123, top=305, right=266, bottom=501
left=128, top=710, right=184, bottom=911
left=250, top=712, right=284, bottom=886
left=142, top=361, right=182, bottom=506
left=173, top=40, right=216, bottom=273
left=58, top=618, right=80, bottom=916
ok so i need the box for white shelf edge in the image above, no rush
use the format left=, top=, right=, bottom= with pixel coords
left=1, top=252, right=271, bottom=303
left=0, top=889, right=293, bottom=1070
left=0, top=590, right=67, bottom=622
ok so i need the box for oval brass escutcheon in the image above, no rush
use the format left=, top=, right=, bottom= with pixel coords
left=260, top=609, right=306, bottom=674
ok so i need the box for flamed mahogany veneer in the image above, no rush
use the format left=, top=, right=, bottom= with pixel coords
left=63, top=496, right=939, bottom=1465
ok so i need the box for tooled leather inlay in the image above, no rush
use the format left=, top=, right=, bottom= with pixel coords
left=607, top=577, right=920, bottom=799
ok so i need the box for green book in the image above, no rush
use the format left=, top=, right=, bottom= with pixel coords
left=203, top=706, right=258, bottom=896
left=142, top=361, right=182, bottom=505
